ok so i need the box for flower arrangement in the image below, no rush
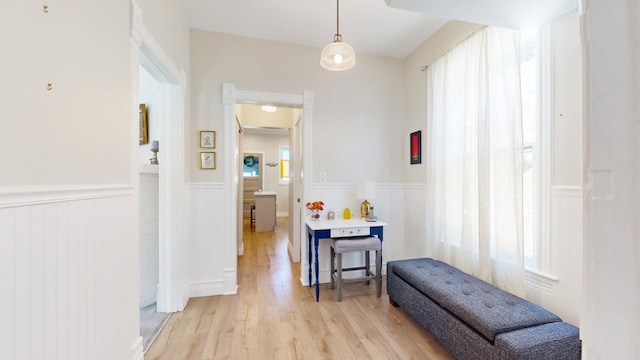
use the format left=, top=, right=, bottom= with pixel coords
left=306, top=200, right=324, bottom=219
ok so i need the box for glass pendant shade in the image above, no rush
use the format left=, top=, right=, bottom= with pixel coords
left=320, top=0, right=355, bottom=71
left=320, top=35, right=356, bottom=71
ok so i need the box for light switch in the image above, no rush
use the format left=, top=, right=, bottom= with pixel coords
left=319, top=172, right=327, bottom=182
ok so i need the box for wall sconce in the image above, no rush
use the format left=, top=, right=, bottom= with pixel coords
left=265, top=162, right=279, bottom=167
left=150, top=140, right=159, bottom=165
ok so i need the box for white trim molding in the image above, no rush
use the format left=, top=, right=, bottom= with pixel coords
left=525, top=268, right=559, bottom=295
left=0, top=184, right=133, bottom=208
left=184, top=182, right=225, bottom=190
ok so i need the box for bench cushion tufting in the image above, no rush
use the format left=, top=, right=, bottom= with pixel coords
left=391, top=258, right=561, bottom=343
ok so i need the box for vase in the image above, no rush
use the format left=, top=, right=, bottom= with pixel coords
left=311, top=209, right=320, bottom=220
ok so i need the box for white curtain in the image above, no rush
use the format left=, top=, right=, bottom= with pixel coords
left=425, top=27, right=525, bottom=296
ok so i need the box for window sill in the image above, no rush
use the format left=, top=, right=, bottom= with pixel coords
left=524, top=268, right=558, bottom=295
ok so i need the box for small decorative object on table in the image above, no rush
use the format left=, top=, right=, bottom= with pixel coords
left=306, top=200, right=324, bottom=220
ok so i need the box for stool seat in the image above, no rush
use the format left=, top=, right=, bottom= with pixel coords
left=329, top=236, right=382, bottom=302
left=331, top=236, right=381, bottom=253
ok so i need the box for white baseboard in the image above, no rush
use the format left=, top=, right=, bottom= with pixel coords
left=189, top=280, right=225, bottom=298
left=130, top=336, right=144, bottom=360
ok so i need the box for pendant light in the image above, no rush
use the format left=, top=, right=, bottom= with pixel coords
left=320, top=0, right=356, bottom=71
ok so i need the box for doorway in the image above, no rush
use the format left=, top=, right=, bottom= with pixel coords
left=132, top=12, right=188, bottom=353
left=223, top=85, right=313, bottom=287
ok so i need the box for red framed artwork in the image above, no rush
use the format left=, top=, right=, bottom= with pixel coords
left=410, top=130, right=421, bottom=165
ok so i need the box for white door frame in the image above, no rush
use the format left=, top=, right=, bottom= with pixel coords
left=223, top=85, right=313, bottom=286
left=131, top=2, right=187, bottom=312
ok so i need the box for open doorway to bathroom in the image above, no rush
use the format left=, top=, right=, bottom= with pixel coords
left=138, top=65, right=170, bottom=352
left=132, top=10, right=187, bottom=354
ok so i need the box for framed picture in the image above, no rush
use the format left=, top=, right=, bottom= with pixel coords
left=410, top=130, right=422, bottom=165
left=139, top=104, right=148, bottom=145
left=200, top=152, right=216, bottom=170
left=200, top=130, right=215, bottom=148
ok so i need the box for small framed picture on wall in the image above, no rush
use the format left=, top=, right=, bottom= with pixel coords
left=139, top=104, right=148, bottom=145
left=200, top=152, right=216, bottom=170
left=200, top=130, right=215, bottom=148
left=410, top=130, right=422, bottom=165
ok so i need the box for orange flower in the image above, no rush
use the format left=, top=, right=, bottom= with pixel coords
left=305, top=201, right=324, bottom=211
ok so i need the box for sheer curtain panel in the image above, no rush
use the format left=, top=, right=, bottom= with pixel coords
left=425, top=27, right=525, bottom=296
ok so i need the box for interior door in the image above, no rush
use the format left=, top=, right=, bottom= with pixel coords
left=289, top=115, right=302, bottom=262
left=242, top=152, right=263, bottom=218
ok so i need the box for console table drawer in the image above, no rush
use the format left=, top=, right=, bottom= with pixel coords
left=330, top=227, right=370, bottom=238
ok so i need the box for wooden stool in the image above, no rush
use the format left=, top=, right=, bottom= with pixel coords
left=329, top=236, right=382, bottom=302
left=250, top=203, right=256, bottom=228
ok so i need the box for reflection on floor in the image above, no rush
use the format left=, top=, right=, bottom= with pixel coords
left=140, top=302, right=170, bottom=352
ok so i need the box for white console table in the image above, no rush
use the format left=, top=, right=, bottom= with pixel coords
left=305, top=218, right=387, bottom=302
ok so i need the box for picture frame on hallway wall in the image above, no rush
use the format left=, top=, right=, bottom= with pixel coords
left=200, top=130, right=216, bottom=148
left=410, top=130, right=421, bottom=165
left=139, top=104, right=148, bottom=145
left=200, top=152, right=216, bottom=170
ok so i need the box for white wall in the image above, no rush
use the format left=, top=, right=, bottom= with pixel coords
left=188, top=29, right=407, bottom=293
left=243, top=131, right=290, bottom=216
left=0, top=1, right=189, bottom=359
left=189, top=30, right=406, bottom=184
left=581, top=0, right=640, bottom=358
left=135, top=0, right=190, bottom=74
left=0, top=1, right=131, bottom=186
left=0, top=1, right=136, bottom=359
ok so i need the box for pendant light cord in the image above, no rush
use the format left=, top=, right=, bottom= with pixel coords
left=336, top=0, right=340, bottom=35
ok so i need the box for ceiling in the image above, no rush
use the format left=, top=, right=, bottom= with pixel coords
left=179, top=0, right=577, bottom=59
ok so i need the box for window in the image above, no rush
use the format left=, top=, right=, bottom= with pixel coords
left=520, top=26, right=551, bottom=273
left=279, top=146, right=290, bottom=184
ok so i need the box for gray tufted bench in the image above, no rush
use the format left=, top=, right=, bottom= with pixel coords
left=387, top=258, right=581, bottom=359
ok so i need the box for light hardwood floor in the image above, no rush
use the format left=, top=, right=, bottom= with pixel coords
left=145, top=217, right=454, bottom=360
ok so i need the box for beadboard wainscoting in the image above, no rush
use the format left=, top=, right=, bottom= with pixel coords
left=140, top=170, right=160, bottom=308
left=403, top=183, right=428, bottom=257
left=0, top=185, right=141, bottom=360
left=185, top=183, right=237, bottom=298
left=302, top=183, right=407, bottom=285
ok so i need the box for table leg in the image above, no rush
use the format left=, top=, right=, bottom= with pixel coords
left=315, top=237, right=320, bottom=302
left=308, top=232, right=312, bottom=287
